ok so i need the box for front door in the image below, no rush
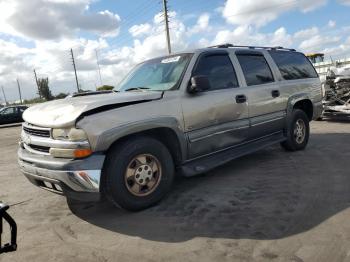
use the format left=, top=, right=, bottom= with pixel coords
left=182, top=51, right=250, bottom=159
left=0, top=107, right=17, bottom=124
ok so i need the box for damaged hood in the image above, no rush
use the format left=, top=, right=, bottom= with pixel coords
left=23, top=91, right=163, bottom=128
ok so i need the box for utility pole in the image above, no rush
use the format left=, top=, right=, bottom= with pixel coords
left=33, top=69, right=41, bottom=98
left=1, top=86, right=8, bottom=105
left=70, top=48, right=80, bottom=93
left=95, top=49, right=103, bottom=86
left=162, top=0, right=171, bottom=54
left=16, top=79, right=23, bottom=104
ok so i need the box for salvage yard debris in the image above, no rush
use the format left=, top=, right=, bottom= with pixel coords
left=321, top=66, right=350, bottom=118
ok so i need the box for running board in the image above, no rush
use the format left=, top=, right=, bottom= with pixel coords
left=180, top=132, right=285, bottom=177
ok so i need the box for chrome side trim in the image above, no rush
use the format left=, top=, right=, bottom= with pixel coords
left=190, top=125, right=248, bottom=143
left=187, top=118, right=250, bottom=143
left=250, top=110, right=286, bottom=127
left=185, top=131, right=284, bottom=163
left=250, top=116, right=285, bottom=127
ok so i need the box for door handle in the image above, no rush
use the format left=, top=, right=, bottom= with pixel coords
left=235, top=94, right=247, bottom=103
left=271, top=90, right=280, bottom=98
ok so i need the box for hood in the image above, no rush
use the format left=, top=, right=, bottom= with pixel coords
left=23, top=91, right=163, bottom=128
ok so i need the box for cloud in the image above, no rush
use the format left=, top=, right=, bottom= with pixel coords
left=338, top=0, right=350, bottom=5
left=222, top=0, right=327, bottom=27
left=328, top=20, right=336, bottom=28
left=129, top=23, right=152, bottom=38
left=299, top=35, right=341, bottom=50
left=1, top=1, right=350, bottom=103
left=0, top=0, right=120, bottom=40
left=293, top=27, right=319, bottom=39
left=212, top=26, right=293, bottom=48
left=187, top=13, right=211, bottom=36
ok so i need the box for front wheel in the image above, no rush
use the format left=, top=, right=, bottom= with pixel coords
left=103, top=136, right=174, bottom=211
left=281, top=109, right=310, bottom=151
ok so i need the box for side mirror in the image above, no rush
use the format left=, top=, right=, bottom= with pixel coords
left=187, top=75, right=211, bottom=94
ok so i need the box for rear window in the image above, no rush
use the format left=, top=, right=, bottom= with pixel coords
left=269, top=51, right=318, bottom=80
left=236, top=54, right=274, bottom=86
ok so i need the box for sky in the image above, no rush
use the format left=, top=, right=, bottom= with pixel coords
left=0, top=0, right=350, bottom=102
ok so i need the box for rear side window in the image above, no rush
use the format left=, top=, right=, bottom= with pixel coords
left=193, top=54, right=239, bottom=91
left=269, top=51, right=318, bottom=80
left=236, top=54, right=274, bottom=86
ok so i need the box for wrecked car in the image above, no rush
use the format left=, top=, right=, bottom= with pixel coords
left=320, top=66, right=350, bottom=118
left=18, top=44, right=322, bottom=211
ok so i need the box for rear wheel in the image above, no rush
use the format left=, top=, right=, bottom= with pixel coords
left=103, top=136, right=174, bottom=211
left=281, top=109, right=310, bottom=151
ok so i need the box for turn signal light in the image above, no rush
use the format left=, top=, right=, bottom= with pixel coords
left=50, top=148, right=92, bottom=159
left=73, top=149, right=92, bottom=158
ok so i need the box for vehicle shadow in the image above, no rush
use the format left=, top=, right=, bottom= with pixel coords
left=322, top=115, right=350, bottom=122
left=68, top=133, right=350, bottom=243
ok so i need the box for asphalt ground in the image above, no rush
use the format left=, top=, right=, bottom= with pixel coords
left=0, top=120, right=350, bottom=262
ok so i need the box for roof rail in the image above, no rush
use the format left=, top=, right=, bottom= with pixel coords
left=208, top=43, right=296, bottom=52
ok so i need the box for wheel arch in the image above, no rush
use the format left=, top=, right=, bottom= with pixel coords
left=287, top=95, right=314, bottom=121
left=97, top=118, right=187, bottom=167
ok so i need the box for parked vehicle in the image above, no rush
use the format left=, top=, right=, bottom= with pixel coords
left=18, top=44, right=322, bottom=211
left=0, top=106, right=28, bottom=125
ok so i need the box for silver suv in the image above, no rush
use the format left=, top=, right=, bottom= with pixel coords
left=18, top=44, right=323, bottom=211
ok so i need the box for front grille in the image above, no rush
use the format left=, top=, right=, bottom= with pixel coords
left=23, top=125, right=50, bottom=138
left=28, top=144, right=50, bottom=153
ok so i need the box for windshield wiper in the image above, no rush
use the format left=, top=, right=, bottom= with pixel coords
left=124, top=87, right=151, bottom=92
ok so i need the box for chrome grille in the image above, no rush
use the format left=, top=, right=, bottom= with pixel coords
left=28, top=144, right=50, bottom=153
left=23, top=124, right=50, bottom=138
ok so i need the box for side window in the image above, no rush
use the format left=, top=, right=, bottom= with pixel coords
left=269, top=51, right=318, bottom=80
left=1, top=108, right=15, bottom=115
left=193, top=54, right=239, bottom=91
left=236, top=54, right=274, bottom=86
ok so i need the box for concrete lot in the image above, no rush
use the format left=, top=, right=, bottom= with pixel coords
left=0, top=121, right=350, bottom=262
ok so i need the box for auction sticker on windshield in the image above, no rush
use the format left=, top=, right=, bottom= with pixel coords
left=161, top=56, right=181, bottom=63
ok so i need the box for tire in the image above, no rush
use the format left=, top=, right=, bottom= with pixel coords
left=280, top=109, right=310, bottom=151
left=103, top=136, right=174, bottom=211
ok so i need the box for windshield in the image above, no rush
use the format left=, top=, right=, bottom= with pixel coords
left=118, top=53, right=192, bottom=92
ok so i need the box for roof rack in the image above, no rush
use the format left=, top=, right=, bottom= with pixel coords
left=208, top=43, right=296, bottom=52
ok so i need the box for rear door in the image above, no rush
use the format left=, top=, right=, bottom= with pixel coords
left=235, top=50, right=286, bottom=139
left=182, top=51, right=250, bottom=158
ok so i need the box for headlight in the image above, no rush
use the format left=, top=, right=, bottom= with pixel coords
left=52, top=128, right=88, bottom=141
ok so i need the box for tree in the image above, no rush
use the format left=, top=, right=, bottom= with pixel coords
left=37, top=77, right=53, bottom=101
left=54, top=93, right=69, bottom=99
left=97, top=85, right=114, bottom=91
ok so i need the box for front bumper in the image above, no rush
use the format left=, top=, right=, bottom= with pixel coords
left=18, top=147, right=105, bottom=201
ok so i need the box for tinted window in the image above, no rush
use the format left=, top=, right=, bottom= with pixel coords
left=1, top=108, right=16, bottom=115
left=269, top=51, right=318, bottom=80
left=237, top=54, right=274, bottom=86
left=193, top=54, right=239, bottom=91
